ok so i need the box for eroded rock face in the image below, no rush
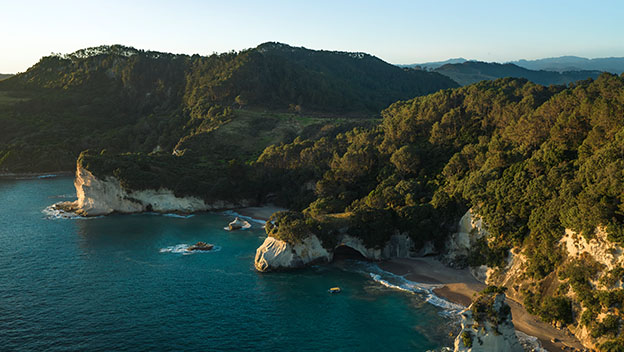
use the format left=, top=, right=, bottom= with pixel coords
left=454, top=293, right=523, bottom=352
left=254, top=233, right=415, bottom=272
left=447, top=210, right=612, bottom=350
left=62, top=165, right=252, bottom=216
left=444, top=210, right=490, bottom=267
left=254, top=235, right=330, bottom=272
left=560, top=228, right=624, bottom=273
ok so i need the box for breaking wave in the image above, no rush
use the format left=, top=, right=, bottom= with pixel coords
left=367, top=267, right=464, bottom=314
left=42, top=203, right=94, bottom=220
left=221, top=210, right=266, bottom=225
left=162, top=213, right=195, bottom=219
left=159, top=244, right=222, bottom=255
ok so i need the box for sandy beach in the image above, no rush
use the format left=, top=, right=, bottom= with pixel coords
left=379, top=257, right=584, bottom=352
left=235, top=205, right=287, bottom=221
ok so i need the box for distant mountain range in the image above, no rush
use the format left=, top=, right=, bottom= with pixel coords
left=405, top=56, right=624, bottom=74
left=0, top=74, right=13, bottom=81
left=433, top=61, right=601, bottom=86
left=402, top=58, right=468, bottom=70
left=511, top=56, right=624, bottom=74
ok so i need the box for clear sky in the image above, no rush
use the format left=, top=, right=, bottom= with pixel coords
left=1, top=0, right=623, bottom=73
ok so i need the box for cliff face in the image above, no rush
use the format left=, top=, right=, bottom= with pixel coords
left=254, top=233, right=414, bottom=272
left=560, top=228, right=624, bottom=273
left=449, top=209, right=624, bottom=350
left=454, top=293, right=523, bottom=352
left=62, top=165, right=252, bottom=216
left=444, top=210, right=490, bottom=268
left=255, top=235, right=330, bottom=272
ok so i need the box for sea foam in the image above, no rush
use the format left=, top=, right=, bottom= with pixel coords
left=221, top=210, right=266, bottom=225
left=159, top=244, right=222, bottom=255
left=368, top=267, right=464, bottom=314
left=162, top=213, right=195, bottom=219
left=42, top=203, right=92, bottom=220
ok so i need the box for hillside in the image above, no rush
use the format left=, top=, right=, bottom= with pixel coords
left=0, top=43, right=457, bottom=173
left=512, top=56, right=624, bottom=74
left=400, top=58, right=468, bottom=70
left=75, top=72, right=624, bottom=349
left=434, top=61, right=601, bottom=86
left=0, top=74, right=12, bottom=81
left=255, top=74, right=624, bottom=350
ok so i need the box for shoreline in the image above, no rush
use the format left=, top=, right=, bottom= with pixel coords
left=379, top=257, right=584, bottom=352
left=0, top=171, right=73, bottom=179
left=233, top=205, right=287, bottom=221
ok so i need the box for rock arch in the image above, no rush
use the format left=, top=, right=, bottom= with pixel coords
left=332, top=244, right=368, bottom=261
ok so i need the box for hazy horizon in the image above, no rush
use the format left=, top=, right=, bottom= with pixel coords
left=1, top=0, right=623, bottom=73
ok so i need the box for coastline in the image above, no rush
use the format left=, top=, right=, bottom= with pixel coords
left=379, top=257, right=584, bottom=352
left=234, top=205, right=287, bottom=221
left=0, top=171, right=73, bottom=179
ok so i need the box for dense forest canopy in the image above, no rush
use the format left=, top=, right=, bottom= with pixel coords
left=245, top=74, right=624, bottom=349
left=3, top=41, right=624, bottom=348
left=84, top=74, right=624, bottom=255
left=0, top=43, right=456, bottom=173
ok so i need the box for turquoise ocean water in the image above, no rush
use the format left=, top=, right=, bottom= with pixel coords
left=0, top=177, right=458, bottom=351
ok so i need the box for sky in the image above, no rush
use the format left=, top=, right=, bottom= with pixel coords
left=1, top=0, right=623, bottom=73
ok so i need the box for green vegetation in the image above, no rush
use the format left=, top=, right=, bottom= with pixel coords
left=250, top=75, right=624, bottom=347
left=257, top=75, right=623, bottom=255
left=460, top=331, right=473, bottom=348
left=0, top=43, right=456, bottom=173
left=470, top=286, right=511, bottom=330
left=3, top=44, right=624, bottom=349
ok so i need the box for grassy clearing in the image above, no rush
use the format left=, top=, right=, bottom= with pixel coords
left=0, top=91, right=28, bottom=107
left=202, top=109, right=379, bottom=162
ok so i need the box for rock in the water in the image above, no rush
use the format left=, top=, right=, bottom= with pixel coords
left=228, top=217, right=250, bottom=230
left=454, top=290, right=523, bottom=352
left=254, top=232, right=416, bottom=272
left=254, top=235, right=331, bottom=272
left=187, top=242, right=214, bottom=251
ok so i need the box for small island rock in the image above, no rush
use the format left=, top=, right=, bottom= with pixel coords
left=228, top=217, right=250, bottom=230
left=187, top=242, right=214, bottom=251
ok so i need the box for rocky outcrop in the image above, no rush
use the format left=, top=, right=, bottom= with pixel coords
left=228, top=217, right=251, bottom=230
left=560, top=228, right=624, bottom=273
left=447, top=210, right=613, bottom=350
left=443, top=210, right=490, bottom=267
left=454, top=293, right=523, bottom=352
left=187, top=242, right=214, bottom=251
left=59, top=165, right=252, bottom=216
left=254, top=233, right=414, bottom=272
left=254, top=235, right=331, bottom=271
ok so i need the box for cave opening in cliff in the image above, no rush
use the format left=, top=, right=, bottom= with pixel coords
left=333, top=245, right=367, bottom=261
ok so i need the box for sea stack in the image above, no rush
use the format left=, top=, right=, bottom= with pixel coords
left=454, top=288, right=522, bottom=352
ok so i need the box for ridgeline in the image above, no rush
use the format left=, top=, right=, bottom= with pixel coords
left=0, top=43, right=456, bottom=172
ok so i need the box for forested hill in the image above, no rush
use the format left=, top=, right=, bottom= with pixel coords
left=236, top=74, right=623, bottom=349
left=434, top=61, right=601, bottom=86
left=0, top=43, right=457, bottom=172
left=185, top=42, right=458, bottom=113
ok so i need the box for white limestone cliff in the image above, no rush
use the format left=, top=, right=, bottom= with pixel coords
left=444, top=209, right=490, bottom=267
left=59, top=165, right=251, bottom=216
left=560, top=228, right=624, bottom=273
left=254, top=233, right=414, bottom=272
left=254, top=235, right=331, bottom=272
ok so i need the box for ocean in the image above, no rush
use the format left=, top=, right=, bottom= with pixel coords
left=0, top=176, right=458, bottom=351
